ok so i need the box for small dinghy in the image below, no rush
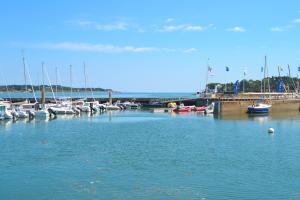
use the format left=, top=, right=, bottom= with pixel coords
left=173, top=103, right=192, bottom=112
left=192, top=106, right=207, bottom=112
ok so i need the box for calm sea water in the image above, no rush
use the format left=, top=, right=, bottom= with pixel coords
left=0, top=92, right=195, bottom=99
left=1, top=111, right=300, bottom=199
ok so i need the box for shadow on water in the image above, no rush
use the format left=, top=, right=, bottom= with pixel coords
left=215, top=110, right=300, bottom=121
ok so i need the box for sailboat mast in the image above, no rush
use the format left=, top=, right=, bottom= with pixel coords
left=84, top=62, right=87, bottom=98
left=41, top=62, right=45, bottom=107
left=263, top=56, right=267, bottom=97
left=70, top=65, right=73, bottom=97
left=22, top=51, right=27, bottom=92
left=260, top=66, right=263, bottom=94
left=265, top=56, right=271, bottom=99
left=55, top=67, right=58, bottom=94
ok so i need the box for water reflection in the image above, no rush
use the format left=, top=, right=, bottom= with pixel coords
left=248, top=114, right=270, bottom=122
left=217, top=110, right=300, bottom=121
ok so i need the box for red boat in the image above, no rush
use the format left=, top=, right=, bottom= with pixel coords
left=173, top=106, right=191, bottom=112
left=192, top=106, right=207, bottom=112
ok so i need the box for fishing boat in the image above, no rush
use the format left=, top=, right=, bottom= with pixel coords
left=247, top=103, right=271, bottom=113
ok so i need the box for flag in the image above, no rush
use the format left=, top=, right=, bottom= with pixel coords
left=208, top=66, right=212, bottom=73
left=243, top=67, right=247, bottom=76
left=261, top=66, right=264, bottom=73
left=235, top=80, right=239, bottom=95
left=298, top=66, right=300, bottom=72
left=278, top=80, right=283, bottom=93
left=226, top=66, right=229, bottom=72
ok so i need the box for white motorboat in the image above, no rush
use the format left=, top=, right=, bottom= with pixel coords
left=205, top=102, right=215, bottom=114
left=16, top=110, right=29, bottom=118
left=35, top=109, right=50, bottom=118
left=119, top=101, right=140, bottom=109
left=0, top=103, right=13, bottom=120
left=76, top=101, right=100, bottom=113
left=49, top=103, right=75, bottom=115
left=106, top=103, right=121, bottom=110
left=0, top=100, right=13, bottom=119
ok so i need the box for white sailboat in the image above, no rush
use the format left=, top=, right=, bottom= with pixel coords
left=35, top=62, right=50, bottom=119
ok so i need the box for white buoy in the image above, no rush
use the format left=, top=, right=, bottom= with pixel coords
left=268, top=128, right=275, bottom=134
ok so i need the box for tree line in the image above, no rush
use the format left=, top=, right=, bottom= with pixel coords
left=0, top=85, right=112, bottom=92
left=207, top=76, right=300, bottom=93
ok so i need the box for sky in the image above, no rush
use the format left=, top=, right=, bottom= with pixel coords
left=1, top=0, right=300, bottom=92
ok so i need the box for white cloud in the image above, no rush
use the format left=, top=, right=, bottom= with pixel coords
left=95, top=22, right=128, bottom=31
left=32, top=42, right=199, bottom=54
left=165, top=18, right=175, bottom=23
left=75, top=20, right=129, bottom=31
left=293, top=18, right=300, bottom=23
left=226, top=26, right=246, bottom=32
left=37, top=42, right=156, bottom=53
left=184, top=25, right=204, bottom=31
left=77, top=20, right=94, bottom=26
left=183, top=48, right=198, bottom=53
left=161, top=25, right=184, bottom=32
left=160, top=24, right=206, bottom=32
left=270, top=27, right=285, bottom=32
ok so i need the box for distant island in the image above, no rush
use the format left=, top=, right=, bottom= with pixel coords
left=0, top=85, right=113, bottom=92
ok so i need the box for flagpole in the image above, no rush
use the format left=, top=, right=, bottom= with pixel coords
left=297, top=65, right=300, bottom=94
left=260, top=66, right=263, bottom=94
left=243, top=74, right=245, bottom=93
left=243, top=67, right=246, bottom=93
left=205, top=58, right=209, bottom=97
left=225, top=66, right=229, bottom=93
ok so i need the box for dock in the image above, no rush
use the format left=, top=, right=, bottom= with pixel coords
left=3, top=92, right=300, bottom=114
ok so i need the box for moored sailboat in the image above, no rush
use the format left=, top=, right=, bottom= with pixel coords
left=247, top=56, right=272, bottom=114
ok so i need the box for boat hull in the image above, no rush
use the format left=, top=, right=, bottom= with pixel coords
left=247, top=107, right=270, bottom=113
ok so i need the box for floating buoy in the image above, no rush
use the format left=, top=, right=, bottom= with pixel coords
left=268, top=128, right=275, bottom=134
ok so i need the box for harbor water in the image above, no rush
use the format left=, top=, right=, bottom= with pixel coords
left=1, top=111, right=300, bottom=199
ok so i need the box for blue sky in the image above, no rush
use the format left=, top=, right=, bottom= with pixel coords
left=1, top=0, right=300, bottom=92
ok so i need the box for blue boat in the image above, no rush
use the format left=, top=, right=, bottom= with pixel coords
left=247, top=103, right=272, bottom=113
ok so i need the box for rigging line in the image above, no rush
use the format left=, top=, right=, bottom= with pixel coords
left=44, top=64, right=57, bottom=104
left=57, top=68, right=67, bottom=98
left=24, top=59, right=37, bottom=102
left=0, top=71, right=12, bottom=102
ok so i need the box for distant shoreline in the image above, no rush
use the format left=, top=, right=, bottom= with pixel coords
left=0, top=85, right=113, bottom=93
